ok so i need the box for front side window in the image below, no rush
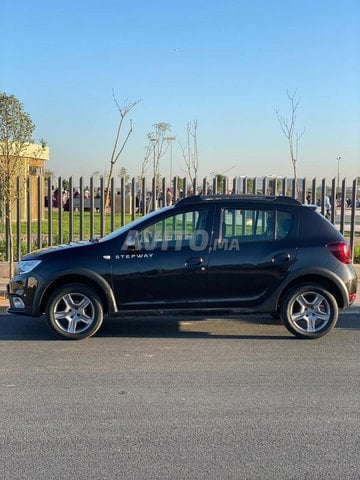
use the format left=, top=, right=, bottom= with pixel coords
left=137, top=208, right=209, bottom=250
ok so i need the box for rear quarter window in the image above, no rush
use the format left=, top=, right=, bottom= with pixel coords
left=276, top=211, right=293, bottom=240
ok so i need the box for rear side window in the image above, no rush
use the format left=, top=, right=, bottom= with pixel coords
left=221, top=208, right=293, bottom=242
left=221, top=209, right=274, bottom=241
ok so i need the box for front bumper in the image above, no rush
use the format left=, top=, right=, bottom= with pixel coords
left=7, top=274, right=43, bottom=316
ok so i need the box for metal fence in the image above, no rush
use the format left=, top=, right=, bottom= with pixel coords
left=0, top=175, right=359, bottom=262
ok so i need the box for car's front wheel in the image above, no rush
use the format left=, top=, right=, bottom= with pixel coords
left=280, top=283, right=338, bottom=339
left=46, top=284, right=104, bottom=340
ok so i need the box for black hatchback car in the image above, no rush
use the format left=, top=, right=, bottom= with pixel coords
left=8, top=195, right=357, bottom=340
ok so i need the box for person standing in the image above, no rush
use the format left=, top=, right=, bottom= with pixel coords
left=166, top=188, right=173, bottom=205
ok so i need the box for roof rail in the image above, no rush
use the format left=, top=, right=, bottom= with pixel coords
left=175, top=195, right=203, bottom=206
left=175, top=194, right=301, bottom=206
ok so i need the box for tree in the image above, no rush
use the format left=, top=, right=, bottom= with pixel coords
left=180, top=120, right=199, bottom=184
left=105, top=91, right=140, bottom=206
left=146, top=122, right=172, bottom=189
left=0, top=92, right=35, bottom=277
left=62, top=178, right=70, bottom=192
left=215, top=173, right=226, bottom=193
left=44, top=168, right=55, bottom=182
left=140, top=142, right=154, bottom=179
left=276, top=90, right=305, bottom=184
left=174, top=176, right=184, bottom=191
left=118, top=166, right=130, bottom=184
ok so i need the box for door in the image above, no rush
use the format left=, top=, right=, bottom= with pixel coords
left=110, top=205, right=214, bottom=309
left=206, top=205, right=297, bottom=308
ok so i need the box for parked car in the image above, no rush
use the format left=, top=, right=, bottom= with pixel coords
left=7, top=195, right=357, bottom=340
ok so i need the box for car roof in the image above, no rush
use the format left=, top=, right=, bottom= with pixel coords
left=175, top=194, right=301, bottom=207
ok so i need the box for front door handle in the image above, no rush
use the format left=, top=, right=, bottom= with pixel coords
left=185, top=257, right=205, bottom=271
left=272, top=253, right=291, bottom=263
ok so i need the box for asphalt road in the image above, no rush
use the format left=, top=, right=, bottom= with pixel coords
left=1, top=308, right=360, bottom=480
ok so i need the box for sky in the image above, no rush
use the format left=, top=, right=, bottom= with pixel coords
left=1, top=0, right=359, bottom=183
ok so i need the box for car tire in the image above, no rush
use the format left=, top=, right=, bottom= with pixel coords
left=280, top=283, right=338, bottom=339
left=46, top=283, right=104, bottom=340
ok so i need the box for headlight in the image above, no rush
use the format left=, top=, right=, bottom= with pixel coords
left=16, top=260, right=42, bottom=274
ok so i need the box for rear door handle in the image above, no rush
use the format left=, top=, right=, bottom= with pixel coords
left=272, top=253, right=291, bottom=263
left=185, top=257, right=205, bottom=271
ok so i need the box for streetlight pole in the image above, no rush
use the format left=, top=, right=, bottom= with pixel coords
left=150, top=139, right=158, bottom=210
left=151, top=141, right=156, bottom=179
left=336, top=156, right=341, bottom=199
left=164, top=136, right=176, bottom=186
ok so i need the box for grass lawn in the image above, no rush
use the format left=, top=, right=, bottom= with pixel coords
left=0, top=211, right=141, bottom=259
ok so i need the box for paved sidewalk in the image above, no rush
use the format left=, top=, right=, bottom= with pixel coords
left=0, top=278, right=9, bottom=308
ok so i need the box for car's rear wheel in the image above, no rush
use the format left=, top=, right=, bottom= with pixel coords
left=46, top=283, right=104, bottom=340
left=280, top=283, right=338, bottom=339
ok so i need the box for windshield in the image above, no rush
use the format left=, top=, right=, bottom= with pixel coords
left=98, top=205, right=174, bottom=242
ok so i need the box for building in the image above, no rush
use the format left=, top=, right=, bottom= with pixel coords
left=0, top=142, right=49, bottom=221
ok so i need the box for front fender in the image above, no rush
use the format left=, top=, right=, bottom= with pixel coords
left=34, top=268, right=117, bottom=316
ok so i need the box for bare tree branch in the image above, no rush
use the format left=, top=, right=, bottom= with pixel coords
left=181, top=120, right=199, bottom=186
left=145, top=122, right=172, bottom=191
left=140, top=143, right=153, bottom=178
left=105, top=92, right=140, bottom=207
left=276, top=90, right=305, bottom=183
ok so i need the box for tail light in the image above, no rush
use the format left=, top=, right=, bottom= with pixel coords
left=327, top=242, right=352, bottom=264
left=349, top=293, right=357, bottom=303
